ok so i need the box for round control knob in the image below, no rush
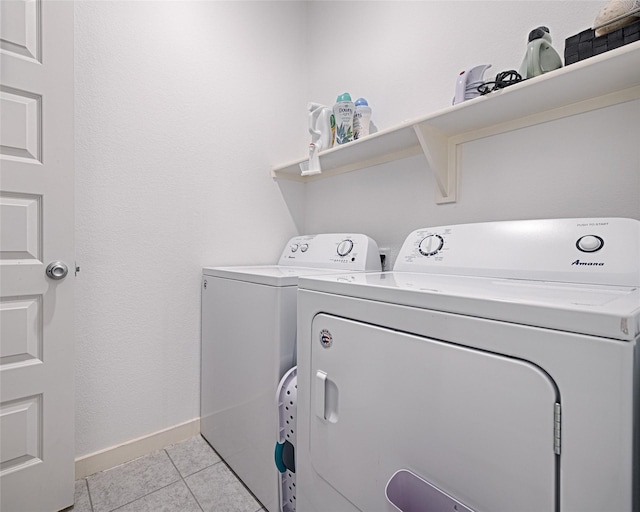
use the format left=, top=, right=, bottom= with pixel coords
left=337, top=239, right=354, bottom=257
left=418, top=235, right=444, bottom=256
left=300, top=243, right=309, bottom=252
left=576, top=235, right=604, bottom=253
left=290, top=243, right=299, bottom=252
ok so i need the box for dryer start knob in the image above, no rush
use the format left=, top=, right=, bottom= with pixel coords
left=576, top=235, right=604, bottom=253
left=418, top=235, right=444, bottom=256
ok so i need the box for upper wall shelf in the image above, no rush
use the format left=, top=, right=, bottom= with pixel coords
left=271, top=42, right=640, bottom=204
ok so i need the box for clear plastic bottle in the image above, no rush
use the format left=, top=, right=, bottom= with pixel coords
left=353, top=98, right=372, bottom=139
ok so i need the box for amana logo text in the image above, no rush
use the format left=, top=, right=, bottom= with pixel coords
left=571, top=259, right=605, bottom=266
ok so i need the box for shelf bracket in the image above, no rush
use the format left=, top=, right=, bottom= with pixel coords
left=413, top=123, right=457, bottom=204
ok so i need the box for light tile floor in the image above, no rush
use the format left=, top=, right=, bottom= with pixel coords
left=66, top=435, right=265, bottom=512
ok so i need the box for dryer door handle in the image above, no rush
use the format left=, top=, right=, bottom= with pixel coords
left=315, top=370, right=339, bottom=423
left=315, top=371, right=327, bottom=419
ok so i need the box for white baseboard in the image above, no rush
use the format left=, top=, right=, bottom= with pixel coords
left=75, top=418, right=201, bottom=479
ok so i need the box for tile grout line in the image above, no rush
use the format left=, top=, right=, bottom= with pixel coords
left=177, top=452, right=264, bottom=512
left=164, top=447, right=207, bottom=512
left=96, top=450, right=183, bottom=512
left=85, top=477, right=96, bottom=512
left=103, top=445, right=222, bottom=512
left=197, top=439, right=266, bottom=511
left=107, top=479, right=182, bottom=512
left=84, top=437, right=265, bottom=512
left=210, top=457, right=265, bottom=512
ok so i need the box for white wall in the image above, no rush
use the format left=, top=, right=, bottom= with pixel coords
left=75, top=0, right=639, bottom=458
left=301, top=1, right=640, bottom=264
left=74, top=0, right=307, bottom=457
left=305, top=1, right=598, bottom=126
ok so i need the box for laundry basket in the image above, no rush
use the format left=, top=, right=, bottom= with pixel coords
left=275, top=366, right=297, bottom=512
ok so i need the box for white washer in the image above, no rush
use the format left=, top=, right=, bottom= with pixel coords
left=296, top=218, right=640, bottom=512
left=201, top=234, right=380, bottom=512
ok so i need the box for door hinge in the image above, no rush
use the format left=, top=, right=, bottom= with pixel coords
left=554, top=402, right=562, bottom=455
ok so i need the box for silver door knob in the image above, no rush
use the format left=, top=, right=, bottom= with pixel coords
left=46, top=261, right=68, bottom=280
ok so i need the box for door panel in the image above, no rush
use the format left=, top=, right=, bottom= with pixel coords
left=0, top=295, right=42, bottom=365
left=0, top=0, right=75, bottom=510
left=310, top=314, right=559, bottom=512
left=0, top=0, right=41, bottom=62
left=0, top=87, right=42, bottom=162
left=0, top=395, right=42, bottom=472
left=0, top=192, right=42, bottom=261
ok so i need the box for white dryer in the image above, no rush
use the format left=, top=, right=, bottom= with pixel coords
left=296, top=218, right=640, bottom=512
left=201, top=233, right=380, bottom=512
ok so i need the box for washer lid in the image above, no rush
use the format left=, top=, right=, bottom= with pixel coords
left=202, top=265, right=367, bottom=287
left=299, top=272, right=640, bottom=340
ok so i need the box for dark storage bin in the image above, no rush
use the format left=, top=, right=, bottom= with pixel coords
left=565, top=20, right=640, bottom=65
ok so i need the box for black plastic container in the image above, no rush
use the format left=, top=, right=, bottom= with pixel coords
left=565, top=20, right=640, bottom=65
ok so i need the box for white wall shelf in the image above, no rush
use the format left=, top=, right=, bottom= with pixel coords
left=271, top=42, right=640, bottom=204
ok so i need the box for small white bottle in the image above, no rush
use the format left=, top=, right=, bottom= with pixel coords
left=353, top=98, right=372, bottom=139
left=333, top=92, right=355, bottom=144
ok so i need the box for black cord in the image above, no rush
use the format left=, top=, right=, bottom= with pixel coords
left=477, top=70, right=524, bottom=95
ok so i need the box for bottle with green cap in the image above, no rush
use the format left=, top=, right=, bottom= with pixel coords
left=333, top=93, right=355, bottom=145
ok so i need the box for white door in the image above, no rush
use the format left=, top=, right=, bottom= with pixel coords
left=0, top=0, right=75, bottom=510
left=310, top=314, right=559, bottom=512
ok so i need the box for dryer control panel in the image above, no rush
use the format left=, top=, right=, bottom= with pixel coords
left=278, top=234, right=381, bottom=271
left=394, top=218, right=640, bottom=286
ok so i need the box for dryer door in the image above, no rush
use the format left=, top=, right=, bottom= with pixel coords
left=310, top=314, right=559, bottom=512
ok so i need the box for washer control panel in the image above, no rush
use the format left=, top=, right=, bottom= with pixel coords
left=393, top=218, right=640, bottom=286
left=278, top=233, right=381, bottom=271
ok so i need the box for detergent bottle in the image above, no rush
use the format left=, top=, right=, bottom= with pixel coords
left=333, top=93, right=355, bottom=145
left=353, top=98, right=372, bottom=139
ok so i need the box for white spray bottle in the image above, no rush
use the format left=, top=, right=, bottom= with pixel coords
left=353, top=98, right=372, bottom=139
left=304, top=103, right=334, bottom=176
